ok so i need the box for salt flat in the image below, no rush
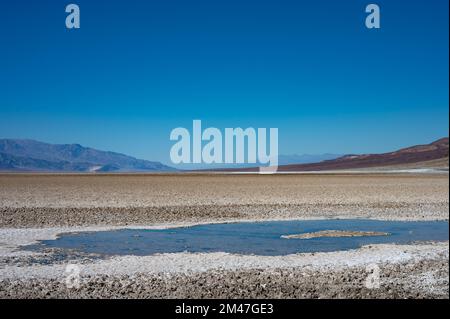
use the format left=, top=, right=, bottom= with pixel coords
left=0, top=173, right=448, bottom=298
left=0, top=173, right=448, bottom=227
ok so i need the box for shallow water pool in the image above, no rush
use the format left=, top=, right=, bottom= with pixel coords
left=27, top=219, right=449, bottom=256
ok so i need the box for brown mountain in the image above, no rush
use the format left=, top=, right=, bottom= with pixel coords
left=233, top=137, right=449, bottom=172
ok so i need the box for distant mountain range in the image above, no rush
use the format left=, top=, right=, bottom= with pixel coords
left=230, top=137, right=449, bottom=172
left=0, top=139, right=173, bottom=172
left=172, top=153, right=342, bottom=170
left=278, top=153, right=342, bottom=165
left=1, top=138, right=448, bottom=173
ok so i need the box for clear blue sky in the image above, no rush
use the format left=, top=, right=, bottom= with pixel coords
left=0, top=0, right=448, bottom=164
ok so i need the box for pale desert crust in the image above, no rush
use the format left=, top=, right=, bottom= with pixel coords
left=0, top=221, right=447, bottom=299
left=1, top=174, right=448, bottom=209
left=0, top=174, right=448, bottom=299
left=0, top=173, right=448, bottom=227
left=1, top=256, right=448, bottom=299
left=281, top=230, right=390, bottom=239
left=0, top=237, right=448, bottom=298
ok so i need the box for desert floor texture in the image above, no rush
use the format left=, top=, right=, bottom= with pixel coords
left=0, top=173, right=448, bottom=298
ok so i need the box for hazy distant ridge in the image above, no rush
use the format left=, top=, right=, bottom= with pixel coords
left=0, top=139, right=173, bottom=172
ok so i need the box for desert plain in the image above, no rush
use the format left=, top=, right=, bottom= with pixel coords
left=0, top=173, right=448, bottom=298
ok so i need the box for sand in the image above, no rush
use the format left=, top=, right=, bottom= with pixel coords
left=0, top=173, right=448, bottom=298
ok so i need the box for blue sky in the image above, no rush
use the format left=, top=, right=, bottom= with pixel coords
left=0, top=0, right=448, bottom=165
